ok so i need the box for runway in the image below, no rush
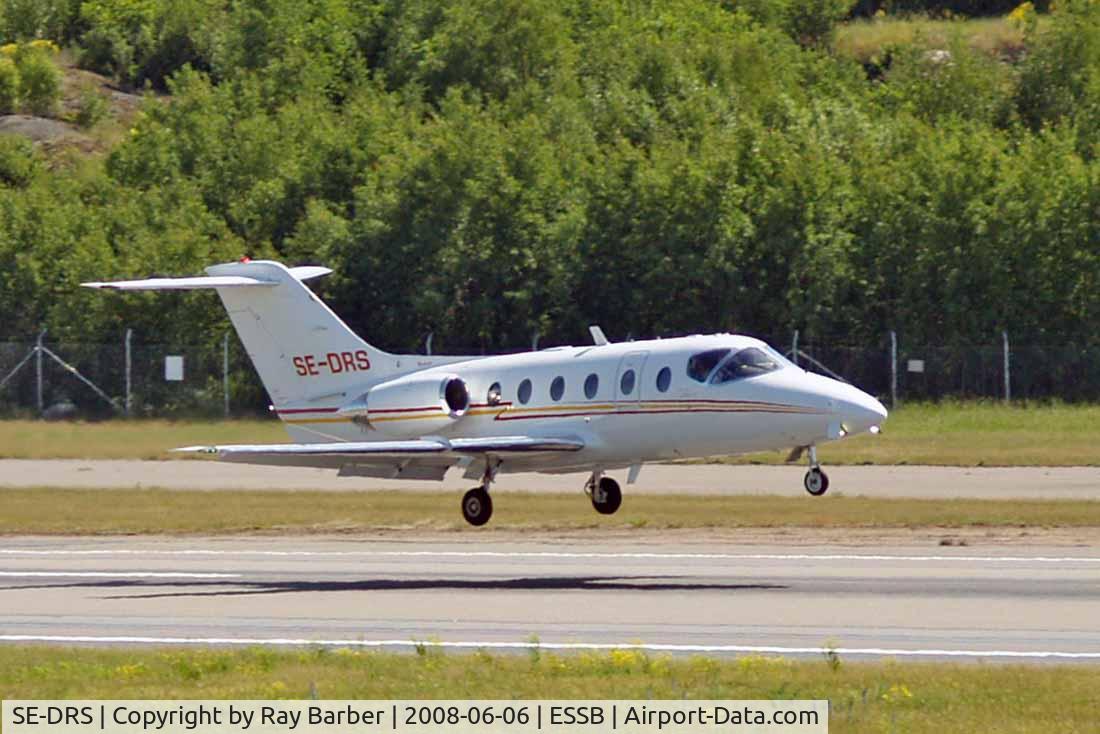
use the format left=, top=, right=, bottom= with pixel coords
left=2, top=536, right=1099, bottom=661
left=2, top=459, right=1099, bottom=498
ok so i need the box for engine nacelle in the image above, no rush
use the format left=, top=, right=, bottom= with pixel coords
left=339, top=373, right=470, bottom=438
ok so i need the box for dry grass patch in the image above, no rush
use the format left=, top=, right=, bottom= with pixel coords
left=1, top=488, right=1098, bottom=535
left=836, top=15, right=1033, bottom=64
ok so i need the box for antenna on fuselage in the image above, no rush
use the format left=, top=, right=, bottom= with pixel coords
left=588, top=325, right=610, bottom=346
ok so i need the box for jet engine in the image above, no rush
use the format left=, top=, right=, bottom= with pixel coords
left=338, top=373, right=471, bottom=438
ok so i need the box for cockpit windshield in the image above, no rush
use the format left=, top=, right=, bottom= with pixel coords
left=710, top=347, right=781, bottom=384
left=686, top=349, right=730, bottom=382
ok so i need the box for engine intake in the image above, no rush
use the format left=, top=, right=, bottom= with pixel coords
left=442, top=377, right=469, bottom=416
left=340, top=373, right=472, bottom=438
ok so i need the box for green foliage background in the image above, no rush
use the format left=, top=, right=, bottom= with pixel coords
left=0, top=0, right=1098, bottom=361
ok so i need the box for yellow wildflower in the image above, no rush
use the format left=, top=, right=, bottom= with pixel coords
left=1008, top=1, right=1036, bottom=27
left=28, top=39, right=60, bottom=55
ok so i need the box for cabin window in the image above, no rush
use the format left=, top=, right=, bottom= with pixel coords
left=584, top=373, right=599, bottom=399
left=517, top=378, right=533, bottom=404
left=686, top=349, right=730, bottom=382
left=550, top=376, right=565, bottom=401
left=620, top=369, right=636, bottom=396
left=487, top=382, right=502, bottom=406
left=711, top=347, right=780, bottom=384
left=656, top=366, right=672, bottom=393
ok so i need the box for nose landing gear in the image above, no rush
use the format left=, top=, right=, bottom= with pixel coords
left=585, top=472, right=622, bottom=514
left=803, top=445, right=829, bottom=496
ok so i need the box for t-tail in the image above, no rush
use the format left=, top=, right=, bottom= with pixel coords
left=83, top=260, right=474, bottom=436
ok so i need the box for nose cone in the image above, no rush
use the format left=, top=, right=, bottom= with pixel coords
left=835, top=386, right=888, bottom=436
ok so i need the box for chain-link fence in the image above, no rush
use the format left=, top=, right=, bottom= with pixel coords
left=0, top=330, right=1096, bottom=419
left=0, top=333, right=268, bottom=419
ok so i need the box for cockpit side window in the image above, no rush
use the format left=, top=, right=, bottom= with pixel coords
left=711, top=347, right=780, bottom=384
left=686, top=349, right=730, bottom=383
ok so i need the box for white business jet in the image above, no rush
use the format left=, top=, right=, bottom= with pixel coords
left=85, top=259, right=887, bottom=526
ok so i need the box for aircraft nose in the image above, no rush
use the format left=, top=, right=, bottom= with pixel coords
left=836, top=388, right=888, bottom=436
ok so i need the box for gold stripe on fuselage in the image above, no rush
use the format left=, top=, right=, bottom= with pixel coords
left=280, top=400, right=822, bottom=425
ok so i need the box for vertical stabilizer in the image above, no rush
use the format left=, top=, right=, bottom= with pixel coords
left=203, top=261, right=392, bottom=406
left=84, top=260, right=395, bottom=410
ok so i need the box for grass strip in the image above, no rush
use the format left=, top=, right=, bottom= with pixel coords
left=1, top=646, right=1097, bottom=733
left=1, top=488, right=1098, bottom=534
left=3, top=401, right=1100, bottom=466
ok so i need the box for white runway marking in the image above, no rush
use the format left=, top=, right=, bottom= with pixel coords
left=0, top=571, right=239, bottom=579
left=1, top=549, right=1098, bottom=564
left=1, top=634, right=1098, bottom=660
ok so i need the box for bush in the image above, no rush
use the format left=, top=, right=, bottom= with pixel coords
left=77, top=25, right=132, bottom=80
left=14, top=46, right=62, bottom=116
left=785, top=0, right=856, bottom=47
left=74, top=85, right=108, bottom=128
left=0, top=0, right=82, bottom=45
left=1016, top=0, right=1100, bottom=130
left=0, top=134, right=39, bottom=187
left=0, top=55, right=18, bottom=112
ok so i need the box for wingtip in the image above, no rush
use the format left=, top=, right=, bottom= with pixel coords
left=171, top=445, right=219, bottom=454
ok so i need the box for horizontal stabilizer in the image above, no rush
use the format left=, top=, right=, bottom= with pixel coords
left=82, top=275, right=277, bottom=290
left=287, top=265, right=333, bottom=281
left=82, top=265, right=331, bottom=291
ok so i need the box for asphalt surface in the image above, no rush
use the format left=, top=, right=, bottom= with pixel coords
left=2, top=459, right=1100, bottom=498
left=2, top=536, right=1099, bottom=661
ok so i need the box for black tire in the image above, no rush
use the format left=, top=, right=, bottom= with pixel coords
left=461, top=487, right=493, bottom=526
left=804, top=468, right=829, bottom=496
left=591, top=476, right=622, bottom=515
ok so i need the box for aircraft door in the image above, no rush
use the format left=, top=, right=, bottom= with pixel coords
left=615, top=351, right=649, bottom=407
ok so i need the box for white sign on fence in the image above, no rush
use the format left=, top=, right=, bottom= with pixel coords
left=165, top=355, right=184, bottom=381
left=907, top=359, right=925, bottom=373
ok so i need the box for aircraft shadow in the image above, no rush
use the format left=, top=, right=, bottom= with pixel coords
left=3, top=575, right=788, bottom=599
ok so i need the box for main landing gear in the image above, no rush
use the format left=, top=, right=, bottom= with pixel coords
left=460, top=464, right=625, bottom=526
left=803, top=445, right=830, bottom=497
left=461, top=486, right=493, bottom=526
left=585, top=472, right=622, bottom=515
left=461, top=459, right=500, bottom=527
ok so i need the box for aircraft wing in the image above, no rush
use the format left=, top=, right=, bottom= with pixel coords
left=174, top=436, right=585, bottom=480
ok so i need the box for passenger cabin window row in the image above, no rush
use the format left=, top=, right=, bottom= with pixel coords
left=493, top=365, right=674, bottom=405
left=492, top=347, right=777, bottom=407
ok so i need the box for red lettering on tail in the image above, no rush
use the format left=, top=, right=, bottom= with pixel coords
left=291, top=351, right=371, bottom=376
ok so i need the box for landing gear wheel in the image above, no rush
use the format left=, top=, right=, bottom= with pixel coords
left=591, top=477, right=622, bottom=515
left=461, top=487, right=493, bottom=526
left=804, top=468, right=829, bottom=496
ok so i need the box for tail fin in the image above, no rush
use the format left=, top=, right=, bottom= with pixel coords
left=84, top=260, right=393, bottom=406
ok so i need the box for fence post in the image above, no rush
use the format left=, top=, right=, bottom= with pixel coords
left=125, top=328, right=132, bottom=416
left=791, top=330, right=799, bottom=367
left=424, top=332, right=433, bottom=356
left=1003, top=330, right=1011, bottom=403
left=531, top=331, right=540, bottom=351
left=35, top=329, right=45, bottom=415
left=890, top=330, right=898, bottom=408
left=223, top=332, right=230, bottom=418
